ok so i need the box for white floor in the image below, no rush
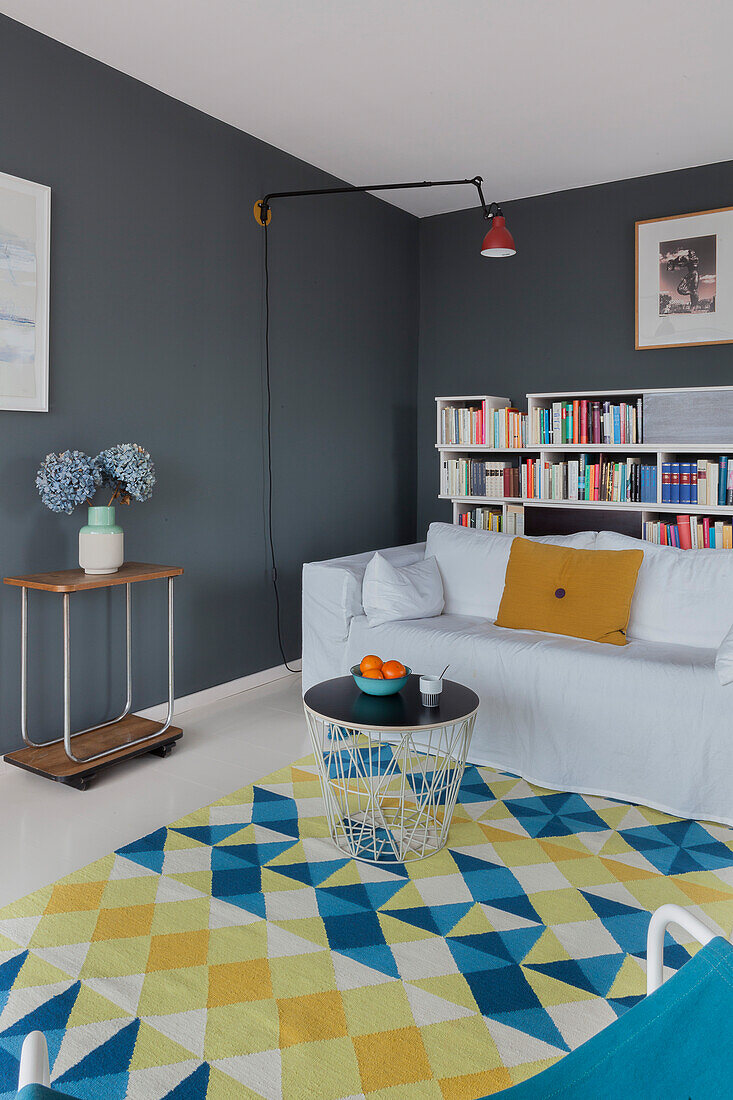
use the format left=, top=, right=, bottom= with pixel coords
left=0, top=672, right=308, bottom=909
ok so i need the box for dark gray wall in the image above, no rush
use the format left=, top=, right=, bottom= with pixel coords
left=0, top=16, right=418, bottom=753
left=418, top=163, right=733, bottom=533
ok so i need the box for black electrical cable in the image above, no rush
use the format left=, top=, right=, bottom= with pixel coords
left=262, top=220, right=297, bottom=674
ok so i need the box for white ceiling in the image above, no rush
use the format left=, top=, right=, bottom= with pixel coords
left=2, top=0, right=732, bottom=217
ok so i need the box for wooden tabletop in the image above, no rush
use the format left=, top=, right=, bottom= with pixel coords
left=4, top=562, right=184, bottom=593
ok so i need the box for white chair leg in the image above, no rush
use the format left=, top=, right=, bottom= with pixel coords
left=646, top=903, right=716, bottom=996
left=18, top=1030, right=51, bottom=1088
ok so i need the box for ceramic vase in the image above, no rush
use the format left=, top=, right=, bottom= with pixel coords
left=78, top=505, right=124, bottom=575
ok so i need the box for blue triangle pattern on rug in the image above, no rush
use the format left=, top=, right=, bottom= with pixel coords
left=455, top=765, right=496, bottom=803
left=609, top=993, right=646, bottom=1017
left=250, top=787, right=300, bottom=838
left=387, top=903, right=473, bottom=937
left=526, top=952, right=625, bottom=998
left=446, top=928, right=544, bottom=974
left=0, top=1044, right=20, bottom=1100
left=269, top=857, right=352, bottom=888
left=0, top=953, right=27, bottom=1016
left=215, top=841, right=299, bottom=867
left=335, top=943, right=400, bottom=979
left=162, top=1061, right=211, bottom=1098
left=171, top=824, right=245, bottom=847
left=619, top=820, right=733, bottom=875
left=503, top=792, right=608, bottom=838
left=116, top=827, right=169, bottom=873
left=580, top=891, right=690, bottom=968
left=54, top=1019, right=139, bottom=1095
left=451, top=851, right=542, bottom=923
left=463, top=963, right=569, bottom=1051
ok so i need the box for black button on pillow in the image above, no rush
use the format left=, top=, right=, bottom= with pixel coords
left=555, top=587, right=566, bottom=599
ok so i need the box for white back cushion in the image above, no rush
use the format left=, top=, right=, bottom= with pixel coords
left=362, top=552, right=444, bottom=627
left=425, top=523, right=597, bottom=620
left=595, top=530, right=733, bottom=648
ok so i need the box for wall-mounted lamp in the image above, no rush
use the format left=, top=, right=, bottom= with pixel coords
left=254, top=173, right=515, bottom=671
left=254, top=175, right=516, bottom=257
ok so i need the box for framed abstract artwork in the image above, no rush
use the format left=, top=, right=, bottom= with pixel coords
left=636, top=206, right=733, bottom=351
left=0, top=169, right=50, bottom=411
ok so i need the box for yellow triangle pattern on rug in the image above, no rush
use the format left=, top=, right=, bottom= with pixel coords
left=1, top=758, right=733, bottom=1098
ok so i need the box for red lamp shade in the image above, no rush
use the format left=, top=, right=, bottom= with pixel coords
left=481, top=215, right=516, bottom=258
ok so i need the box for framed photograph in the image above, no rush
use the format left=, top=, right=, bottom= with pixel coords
left=636, top=206, right=733, bottom=350
left=0, top=169, right=50, bottom=411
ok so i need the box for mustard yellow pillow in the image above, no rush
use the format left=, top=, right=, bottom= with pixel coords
left=495, top=538, right=643, bottom=646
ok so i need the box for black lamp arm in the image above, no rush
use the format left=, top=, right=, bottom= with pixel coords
left=255, top=175, right=500, bottom=224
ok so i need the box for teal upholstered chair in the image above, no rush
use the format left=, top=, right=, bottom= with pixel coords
left=491, top=903, right=730, bottom=1098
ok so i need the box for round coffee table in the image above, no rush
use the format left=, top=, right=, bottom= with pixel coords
left=303, top=675, right=479, bottom=864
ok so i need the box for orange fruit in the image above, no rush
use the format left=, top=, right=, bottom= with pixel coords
left=382, top=660, right=407, bottom=679
left=362, top=668, right=384, bottom=679
left=359, top=654, right=383, bottom=674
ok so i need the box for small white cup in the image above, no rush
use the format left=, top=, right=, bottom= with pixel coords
left=420, top=675, right=443, bottom=707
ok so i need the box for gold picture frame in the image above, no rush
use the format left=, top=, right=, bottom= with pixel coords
left=636, top=206, right=733, bottom=351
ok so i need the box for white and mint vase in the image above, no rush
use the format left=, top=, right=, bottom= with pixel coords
left=78, top=506, right=124, bottom=575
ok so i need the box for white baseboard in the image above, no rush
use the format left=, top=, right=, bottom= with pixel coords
left=138, top=659, right=302, bottom=723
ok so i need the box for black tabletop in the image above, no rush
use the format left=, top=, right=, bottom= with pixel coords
left=303, top=675, right=479, bottom=731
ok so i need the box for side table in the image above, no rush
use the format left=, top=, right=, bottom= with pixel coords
left=303, top=675, right=479, bottom=863
left=3, top=562, right=183, bottom=790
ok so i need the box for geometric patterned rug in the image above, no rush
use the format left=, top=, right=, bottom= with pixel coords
left=1, top=755, right=733, bottom=1099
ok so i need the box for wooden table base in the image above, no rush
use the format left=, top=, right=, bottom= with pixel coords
left=4, top=715, right=183, bottom=790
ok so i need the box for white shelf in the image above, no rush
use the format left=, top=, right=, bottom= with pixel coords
left=441, top=495, right=733, bottom=515
left=437, top=443, right=733, bottom=453
left=527, top=385, right=733, bottom=399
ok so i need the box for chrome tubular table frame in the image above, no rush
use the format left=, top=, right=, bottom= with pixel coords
left=3, top=562, right=183, bottom=788
left=19, top=579, right=174, bottom=763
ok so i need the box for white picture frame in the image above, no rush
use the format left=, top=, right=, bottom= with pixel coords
left=0, top=169, right=50, bottom=411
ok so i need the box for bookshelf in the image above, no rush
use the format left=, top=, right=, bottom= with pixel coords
left=436, top=387, right=733, bottom=547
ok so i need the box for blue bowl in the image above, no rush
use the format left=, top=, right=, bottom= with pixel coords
left=350, top=665, right=411, bottom=696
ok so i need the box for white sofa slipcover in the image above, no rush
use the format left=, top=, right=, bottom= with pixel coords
left=302, top=523, right=733, bottom=826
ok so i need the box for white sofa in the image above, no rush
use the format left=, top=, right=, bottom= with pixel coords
left=302, top=523, right=733, bottom=826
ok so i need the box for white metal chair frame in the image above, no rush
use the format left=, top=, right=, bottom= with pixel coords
left=645, top=902, right=717, bottom=995
left=18, top=1030, right=50, bottom=1090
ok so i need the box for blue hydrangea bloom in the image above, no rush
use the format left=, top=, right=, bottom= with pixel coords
left=96, top=444, right=156, bottom=503
left=36, top=451, right=101, bottom=514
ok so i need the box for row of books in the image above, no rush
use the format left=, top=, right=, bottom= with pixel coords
left=531, top=399, right=643, bottom=446
left=442, top=456, right=658, bottom=502
left=521, top=457, right=657, bottom=503
left=456, top=508, right=503, bottom=532
left=661, top=459, right=733, bottom=505
left=439, top=403, right=529, bottom=448
left=441, top=458, right=521, bottom=499
left=455, top=504, right=525, bottom=534
left=643, top=515, right=733, bottom=549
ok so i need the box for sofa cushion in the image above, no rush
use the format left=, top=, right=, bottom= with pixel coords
left=425, top=522, right=597, bottom=620
left=595, top=530, right=733, bottom=649
left=495, top=538, right=643, bottom=645
left=362, top=551, right=444, bottom=627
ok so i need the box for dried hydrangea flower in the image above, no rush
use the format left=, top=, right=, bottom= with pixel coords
left=95, top=444, right=156, bottom=504
left=36, top=450, right=101, bottom=514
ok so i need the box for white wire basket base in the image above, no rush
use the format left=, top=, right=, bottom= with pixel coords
left=304, top=711, right=476, bottom=863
